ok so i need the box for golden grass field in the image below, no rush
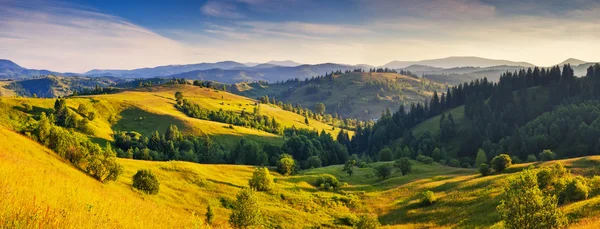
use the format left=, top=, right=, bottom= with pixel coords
left=2, top=121, right=600, bottom=228
left=0, top=84, right=348, bottom=148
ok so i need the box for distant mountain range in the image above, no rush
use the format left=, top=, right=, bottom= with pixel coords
left=382, top=56, right=535, bottom=69
left=0, top=59, right=78, bottom=79
left=1, top=57, right=597, bottom=84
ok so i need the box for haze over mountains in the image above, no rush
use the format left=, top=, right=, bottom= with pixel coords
left=1, top=57, right=597, bottom=84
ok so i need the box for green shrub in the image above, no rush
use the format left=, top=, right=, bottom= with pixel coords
left=475, top=149, right=488, bottom=167
left=479, top=163, right=491, bottom=176
left=527, top=154, right=538, bottom=163
left=420, top=190, right=436, bottom=206
left=394, top=157, right=412, bottom=176
left=316, top=174, right=340, bottom=190
left=378, top=148, right=393, bottom=161
left=132, top=169, right=160, bottom=195
left=589, top=176, right=600, bottom=197
left=498, top=169, right=567, bottom=229
left=229, top=188, right=263, bottom=228
left=559, top=177, right=589, bottom=204
left=511, top=156, right=522, bottom=164
left=448, top=158, right=460, bottom=167
left=248, top=167, right=273, bottom=191
left=355, top=214, right=380, bottom=229
left=540, top=149, right=556, bottom=161
left=374, top=164, right=393, bottom=180
left=460, top=162, right=471, bottom=168
left=277, top=154, right=295, bottom=176
left=491, top=154, right=512, bottom=172
left=306, top=156, right=322, bottom=168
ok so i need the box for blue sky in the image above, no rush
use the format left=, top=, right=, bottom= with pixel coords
left=1, top=0, right=600, bottom=72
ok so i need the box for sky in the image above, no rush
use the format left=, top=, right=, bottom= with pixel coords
left=1, top=0, right=600, bottom=73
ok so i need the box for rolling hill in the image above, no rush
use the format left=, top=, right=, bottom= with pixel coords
left=2, top=123, right=600, bottom=228
left=167, top=63, right=362, bottom=84
left=0, top=84, right=344, bottom=148
left=0, top=59, right=79, bottom=79
left=232, top=72, right=447, bottom=120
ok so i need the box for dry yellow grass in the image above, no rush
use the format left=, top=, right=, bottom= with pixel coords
left=0, top=84, right=349, bottom=148
left=0, top=125, right=356, bottom=229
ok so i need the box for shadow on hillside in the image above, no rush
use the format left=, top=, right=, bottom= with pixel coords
left=112, top=107, right=187, bottom=137
left=379, top=187, right=502, bottom=228
left=13, top=105, right=54, bottom=119
left=206, top=178, right=244, bottom=189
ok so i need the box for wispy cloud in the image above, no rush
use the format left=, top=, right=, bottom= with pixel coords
left=200, top=1, right=244, bottom=18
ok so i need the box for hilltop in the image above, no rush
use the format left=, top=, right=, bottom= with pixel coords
left=0, top=84, right=344, bottom=148
left=233, top=71, right=447, bottom=120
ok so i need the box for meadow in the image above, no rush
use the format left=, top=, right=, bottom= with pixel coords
left=2, top=122, right=600, bottom=228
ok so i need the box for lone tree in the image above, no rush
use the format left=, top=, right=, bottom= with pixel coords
left=304, top=114, right=310, bottom=126
left=277, top=154, right=295, bottom=176
left=314, top=103, right=326, bottom=114
left=205, top=205, right=214, bottom=225
left=540, top=149, right=556, bottom=161
left=355, top=214, right=381, bottom=229
left=229, top=188, right=263, bottom=228
left=394, top=157, right=412, bottom=176
left=248, top=167, right=274, bottom=191
left=375, top=164, right=393, bottom=180
left=343, top=160, right=356, bottom=176
left=378, top=148, right=393, bottom=161
left=475, top=149, right=488, bottom=167
left=491, top=154, right=512, bottom=172
left=497, top=169, right=567, bottom=229
left=132, top=169, right=160, bottom=195
left=479, top=163, right=491, bottom=176
left=175, top=91, right=184, bottom=105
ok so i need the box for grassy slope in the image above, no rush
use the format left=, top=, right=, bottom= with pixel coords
left=0, top=81, right=16, bottom=97
left=0, top=84, right=347, bottom=148
left=2, top=124, right=600, bottom=228
left=234, top=72, right=446, bottom=120
left=0, top=125, right=356, bottom=228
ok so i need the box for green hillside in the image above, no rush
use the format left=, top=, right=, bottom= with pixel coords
left=0, top=84, right=345, bottom=149
left=233, top=72, right=447, bottom=120
left=2, top=123, right=600, bottom=228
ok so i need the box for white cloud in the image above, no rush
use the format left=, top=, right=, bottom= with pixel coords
left=0, top=1, right=190, bottom=73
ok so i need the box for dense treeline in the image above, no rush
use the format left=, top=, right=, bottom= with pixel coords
left=113, top=126, right=227, bottom=163
left=177, top=96, right=282, bottom=135
left=72, top=85, right=120, bottom=96
left=114, top=124, right=350, bottom=170
left=352, top=64, right=600, bottom=165
left=500, top=100, right=600, bottom=159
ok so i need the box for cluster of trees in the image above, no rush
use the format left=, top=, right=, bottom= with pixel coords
left=498, top=163, right=600, bottom=228
left=26, top=112, right=122, bottom=182
left=282, top=127, right=350, bottom=169
left=178, top=97, right=282, bottom=135
left=113, top=125, right=226, bottom=163
left=351, top=64, right=600, bottom=164
left=258, top=94, right=356, bottom=130
left=52, top=99, right=95, bottom=134
left=586, top=63, right=600, bottom=78
left=72, top=85, right=120, bottom=96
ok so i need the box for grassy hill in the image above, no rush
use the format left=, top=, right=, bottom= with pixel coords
left=2, top=123, right=600, bottom=228
left=0, top=84, right=345, bottom=148
left=233, top=72, right=447, bottom=120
